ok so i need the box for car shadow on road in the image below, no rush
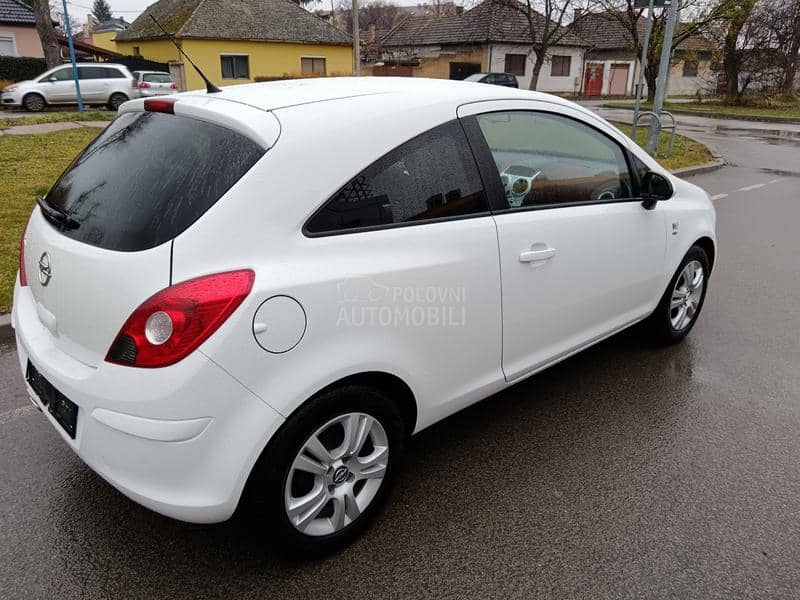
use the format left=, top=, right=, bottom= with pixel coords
left=47, top=326, right=701, bottom=598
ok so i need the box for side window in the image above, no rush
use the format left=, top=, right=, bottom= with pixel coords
left=104, top=67, right=126, bottom=79
left=43, top=68, right=71, bottom=82
left=78, top=67, right=107, bottom=80
left=632, top=154, right=650, bottom=183
left=475, top=111, right=633, bottom=208
left=305, top=120, right=488, bottom=234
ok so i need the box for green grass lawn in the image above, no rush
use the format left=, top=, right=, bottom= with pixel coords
left=0, top=128, right=98, bottom=312
left=0, top=110, right=115, bottom=130
left=606, top=98, right=800, bottom=119
left=611, top=121, right=714, bottom=171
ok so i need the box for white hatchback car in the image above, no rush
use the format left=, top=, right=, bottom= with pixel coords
left=13, top=78, right=715, bottom=555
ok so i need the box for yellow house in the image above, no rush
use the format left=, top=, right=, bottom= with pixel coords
left=91, top=18, right=130, bottom=53
left=114, top=0, right=353, bottom=92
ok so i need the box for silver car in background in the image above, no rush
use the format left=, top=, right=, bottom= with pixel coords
left=1, top=63, right=135, bottom=111
left=131, top=71, right=177, bottom=97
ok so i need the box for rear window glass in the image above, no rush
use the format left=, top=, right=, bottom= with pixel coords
left=44, top=111, right=265, bottom=251
left=143, top=73, right=172, bottom=83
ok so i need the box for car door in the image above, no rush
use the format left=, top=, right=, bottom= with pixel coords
left=77, top=66, right=108, bottom=102
left=299, top=119, right=504, bottom=425
left=459, top=101, right=667, bottom=382
left=40, top=67, right=74, bottom=103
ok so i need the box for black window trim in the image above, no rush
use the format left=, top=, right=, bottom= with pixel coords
left=302, top=118, right=492, bottom=238
left=460, top=110, right=649, bottom=214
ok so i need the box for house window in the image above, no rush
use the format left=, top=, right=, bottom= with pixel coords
left=0, top=33, right=17, bottom=57
left=221, top=55, right=249, bottom=79
left=682, top=60, right=698, bottom=77
left=133, top=46, right=141, bottom=57
left=551, top=55, right=571, bottom=77
left=504, top=54, right=526, bottom=76
left=301, top=57, right=326, bottom=76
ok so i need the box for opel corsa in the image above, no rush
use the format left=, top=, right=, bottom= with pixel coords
left=13, top=78, right=716, bottom=555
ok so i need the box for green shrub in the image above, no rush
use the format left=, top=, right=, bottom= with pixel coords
left=0, top=56, right=47, bottom=82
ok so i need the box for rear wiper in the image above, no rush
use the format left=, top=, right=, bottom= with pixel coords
left=36, top=196, right=79, bottom=231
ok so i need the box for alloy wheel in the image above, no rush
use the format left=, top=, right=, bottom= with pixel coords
left=670, top=260, right=704, bottom=331
left=284, top=412, right=388, bottom=536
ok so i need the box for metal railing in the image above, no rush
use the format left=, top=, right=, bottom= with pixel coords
left=632, top=110, right=678, bottom=158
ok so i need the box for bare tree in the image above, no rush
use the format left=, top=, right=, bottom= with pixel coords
left=513, top=0, right=591, bottom=91
left=766, top=0, right=800, bottom=94
left=586, top=0, right=736, bottom=101
left=32, top=0, right=60, bottom=68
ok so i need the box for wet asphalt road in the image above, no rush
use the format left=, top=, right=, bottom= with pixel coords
left=1, top=113, right=799, bottom=599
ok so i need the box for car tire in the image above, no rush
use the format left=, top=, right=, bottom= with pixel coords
left=647, top=245, right=710, bottom=344
left=22, top=93, right=45, bottom=112
left=108, top=93, right=128, bottom=111
left=244, top=385, right=405, bottom=558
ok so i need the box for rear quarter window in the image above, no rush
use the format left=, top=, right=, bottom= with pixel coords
left=44, top=111, right=265, bottom=251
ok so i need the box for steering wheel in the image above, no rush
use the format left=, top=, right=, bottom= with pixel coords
left=500, top=166, right=541, bottom=208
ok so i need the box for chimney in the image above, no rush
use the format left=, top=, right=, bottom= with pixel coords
left=573, top=8, right=582, bottom=21
left=368, top=24, right=376, bottom=44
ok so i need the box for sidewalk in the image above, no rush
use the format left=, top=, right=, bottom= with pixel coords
left=0, top=121, right=109, bottom=136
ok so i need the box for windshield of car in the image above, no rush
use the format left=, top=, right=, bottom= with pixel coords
left=42, top=111, right=265, bottom=251
left=143, top=73, right=172, bottom=83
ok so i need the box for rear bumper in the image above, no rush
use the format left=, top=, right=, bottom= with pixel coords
left=12, top=279, right=284, bottom=523
left=139, top=89, right=177, bottom=97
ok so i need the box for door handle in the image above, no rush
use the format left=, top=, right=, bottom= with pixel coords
left=519, top=245, right=556, bottom=263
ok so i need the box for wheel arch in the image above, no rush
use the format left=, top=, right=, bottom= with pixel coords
left=22, top=91, right=46, bottom=107
left=693, top=236, right=716, bottom=274
left=311, top=371, right=418, bottom=437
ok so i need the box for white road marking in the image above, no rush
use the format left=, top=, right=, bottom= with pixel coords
left=0, top=404, right=36, bottom=426
left=711, top=193, right=728, bottom=200
left=738, top=183, right=766, bottom=192
left=767, top=178, right=783, bottom=184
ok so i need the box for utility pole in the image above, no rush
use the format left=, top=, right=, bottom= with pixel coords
left=60, top=0, right=83, bottom=112
left=352, top=0, right=360, bottom=75
left=631, top=0, right=655, bottom=139
left=645, top=0, right=679, bottom=155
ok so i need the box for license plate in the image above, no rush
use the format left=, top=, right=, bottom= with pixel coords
left=25, top=360, right=78, bottom=439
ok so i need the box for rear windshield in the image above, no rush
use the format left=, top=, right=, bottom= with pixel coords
left=44, top=111, right=265, bottom=251
left=143, top=73, right=172, bottom=83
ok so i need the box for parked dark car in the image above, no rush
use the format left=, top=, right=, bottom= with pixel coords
left=464, top=72, right=519, bottom=88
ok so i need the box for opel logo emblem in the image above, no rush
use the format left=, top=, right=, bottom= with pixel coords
left=332, top=465, right=349, bottom=485
left=38, top=252, right=52, bottom=286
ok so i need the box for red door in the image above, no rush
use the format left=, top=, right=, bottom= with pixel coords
left=583, top=64, right=604, bottom=96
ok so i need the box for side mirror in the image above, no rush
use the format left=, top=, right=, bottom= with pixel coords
left=641, top=171, right=673, bottom=210
left=48, top=75, right=58, bottom=83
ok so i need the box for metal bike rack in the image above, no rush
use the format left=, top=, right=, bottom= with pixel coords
left=632, top=110, right=678, bottom=158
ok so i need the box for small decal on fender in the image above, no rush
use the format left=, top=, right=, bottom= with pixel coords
left=672, top=222, right=679, bottom=236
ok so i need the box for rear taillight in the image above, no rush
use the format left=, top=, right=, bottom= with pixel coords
left=170, top=82, right=177, bottom=89
left=144, top=97, right=175, bottom=114
left=131, top=78, right=138, bottom=88
left=18, top=220, right=28, bottom=287
left=139, top=81, right=151, bottom=88
left=106, top=270, right=254, bottom=368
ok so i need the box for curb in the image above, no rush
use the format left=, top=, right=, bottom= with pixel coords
left=670, top=159, right=726, bottom=178
left=0, top=313, right=12, bottom=342
left=601, top=104, right=800, bottom=125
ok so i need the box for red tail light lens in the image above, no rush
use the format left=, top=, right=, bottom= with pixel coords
left=106, top=270, right=254, bottom=368
left=139, top=81, right=151, bottom=88
left=170, top=82, right=177, bottom=89
left=131, top=79, right=138, bottom=88
left=18, top=220, right=28, bottom=287
left=143, top=98, right=175, bottom=114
